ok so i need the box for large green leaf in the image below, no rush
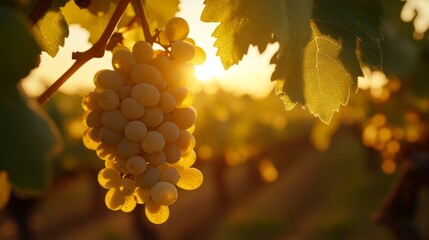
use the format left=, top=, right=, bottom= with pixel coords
left=0, top=5, right=41, bottom=85
left=297, top=21, right=361, bottom=123
left=202, top=0, right=383, bottom=124
left=279, top=0, right=382, bottom=123
left=270, top=0, right=313, bottom=105
left=0, top=86, right=62, bottom=195
left=32, top=0, right=69, bottom=57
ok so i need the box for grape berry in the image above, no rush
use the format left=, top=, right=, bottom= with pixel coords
left=82, top=17, right=204, bottom=224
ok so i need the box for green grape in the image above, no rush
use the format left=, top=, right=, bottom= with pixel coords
left=105, top=188, right=125, bottom=211
left=98, top=127, right=123, bottom=145
left=126, top=155, right=147, bottom=175
left=171, top=107, right=197, bottom=129
left=145, top=199, right=170, bottom=224
left=83, top=110, right=103, bottom=128
left=120, top=97, right=145, bottom=120
left=105, top=160, right=115, bottom=170
left=145, top=151, right=166, bottom=166
left=150, top=54, right=171, bottom=77
left=150, top=182, right=178, bottom=206
left=101, top=110, right=129, bottom=132
left=98, top=168, right=121, bottom=189
left=131, top=83, right=160, bottom=107
left=96, top=143, right=117, bottom=161
left=98, top=89, right=120, bottom=110
left=168, top=86, right=195, bottom=108
left=184, top=37, right=195, bottom=45
left=132, top=41, right=154, bottom=64
left=112, top=50, right=137, bottom=76
left=130, top=64, right=162, bottom=86
left=112, top=45, right=131, bottom=55
left=121, top=195, right=137, bottom=212
left=112, top=156, right=128, bottom=174
left=190, top=46, right=206, bottom=65
left=160, top=167, right=180, bottom=185
left=82, top=91, right=100, bottom=111
left=135, top=166, right=160, bottom=188
left=82, top=128, right=101, bottom=150
left=176, top=167, right=203, bottom=190
left=134, top=187, right=151, bottom=204
left=174, top=150, right=196, bottom=168
left=141, top=131, right=165, bottom=154
left=117, top=138, right=141, bottom=158
left=158, top=30, right=170, bottom=46
left=93, top=69, right=124, bottom=90
left=124, top=120, right=147, bottom=142
left=164, top=113, right=173, bottom=122
left=157, top=92, right=176, bottom=113
left=165, top=17, right=189, bottom=42
left=176, top=130, right=195, bottom=154
left=171, top=40, right=195, bottom=63
left=117, top=85, right=132, bottom=100
left=163, top=143, right=181, bottom=164
left=157, top=121, right=180, bottom=143
left=141, top=107, right=164, bottom=128
left=156, top=78, right=169, bottom=92
left=119, top=178, right=136, bottom=195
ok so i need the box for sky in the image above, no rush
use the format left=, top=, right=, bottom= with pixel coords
left=21, top=0, right=277, bottom=99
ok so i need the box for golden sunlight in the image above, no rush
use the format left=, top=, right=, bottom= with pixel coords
left=195, top=59, right=225, bottom=82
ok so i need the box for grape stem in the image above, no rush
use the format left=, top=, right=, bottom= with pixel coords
left=27, top=0, right=52, bottom=26
left=37, top=0, right=131, bottom=105
left=134, top=0, right=156, bottom=44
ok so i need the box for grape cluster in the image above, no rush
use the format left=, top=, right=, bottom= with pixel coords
left=81, top=17, right=204, bottom=224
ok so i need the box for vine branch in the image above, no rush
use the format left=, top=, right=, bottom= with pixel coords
left=134, top=0, right=155, bottom=44
left=37, top=0, right=131, bottom=105
left=28, top=0, right=52, bottom=26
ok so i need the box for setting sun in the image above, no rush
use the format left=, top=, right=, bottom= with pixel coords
left=195, top=59, right=225, bottom=82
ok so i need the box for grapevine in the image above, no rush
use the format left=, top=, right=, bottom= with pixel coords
left=81, top=17, right=204, bottom=224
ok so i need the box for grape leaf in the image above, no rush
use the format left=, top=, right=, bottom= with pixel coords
left=0, top=5, right=41, bottom=85
left=201, top=0, right=293, bottom=69
left=202, top=0, right=383, bottom=124
left=145, top=0, right=179, bottom=32
left=297, top=21, right=361, bottom=123
left=33, top=11, right=69, bottom=57
left=32, top=0, right=69, bottom=57
left=270, top=0, right=313, bottom=105
left=0, top=86, right=62, bottom=195
left=277, top=0, right=382, bottom=123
